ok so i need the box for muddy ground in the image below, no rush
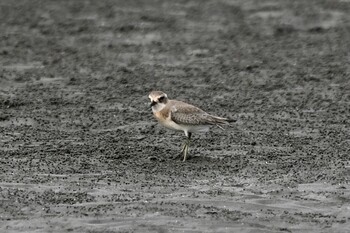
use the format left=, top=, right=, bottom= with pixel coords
left=0, top=0, right=349, bottom=232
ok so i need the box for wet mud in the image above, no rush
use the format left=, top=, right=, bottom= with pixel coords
left=0, top=0, right=349, bottom=232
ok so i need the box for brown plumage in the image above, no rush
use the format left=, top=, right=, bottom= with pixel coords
left=169, top=100, right=231, bottom=129
left=148, top=91, right=234, bottom=161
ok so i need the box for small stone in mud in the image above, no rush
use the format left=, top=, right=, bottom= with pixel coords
left=148, top=156, right=158, bottom=161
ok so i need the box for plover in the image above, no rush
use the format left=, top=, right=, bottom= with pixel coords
left=149, top=91, right=233, bottom=161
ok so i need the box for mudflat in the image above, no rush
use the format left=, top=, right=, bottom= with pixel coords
left=0, top=0, right=349, bottom=232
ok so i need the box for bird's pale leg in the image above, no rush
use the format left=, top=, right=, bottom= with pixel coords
left=173, top=140, right=187, bottom=160
left=182, top=132, right=192, bottom=162
left=180, top=143, right=186, bottom=154
left=182, top=141, right=189, bottom=161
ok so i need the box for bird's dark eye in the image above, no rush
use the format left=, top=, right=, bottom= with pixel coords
left=159, top=96, right=165, bottom=102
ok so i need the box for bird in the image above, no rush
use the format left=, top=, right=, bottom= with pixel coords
left=148, top=91, right=234, bottom=161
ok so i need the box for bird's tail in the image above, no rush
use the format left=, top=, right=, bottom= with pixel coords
left=207, top=115, right=236, bottom=130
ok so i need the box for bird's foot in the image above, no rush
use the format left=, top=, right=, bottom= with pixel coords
left=172, top=152, right=183, bottom=160
left=173, top=141, right=190, bottom=161
left=173, top=143, right=186, bottom=160
left=182, top=144, right=189, bottom=162
left=182, top=139, right=191, bottom=162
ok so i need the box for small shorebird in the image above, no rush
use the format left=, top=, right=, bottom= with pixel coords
left=149, top=91, right=233, bottom=161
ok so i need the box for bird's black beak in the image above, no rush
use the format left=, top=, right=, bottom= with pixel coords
left=150, top=101, right=157, bottom=107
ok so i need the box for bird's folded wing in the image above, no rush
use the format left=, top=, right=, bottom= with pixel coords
left=170, top=106, right=230, bottom=126
left=171, top=111, right=209, bottom=125
left=169, top=102, right=207, bottom=125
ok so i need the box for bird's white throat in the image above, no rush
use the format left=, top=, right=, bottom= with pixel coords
left=152, top=102, right=166, bottom=113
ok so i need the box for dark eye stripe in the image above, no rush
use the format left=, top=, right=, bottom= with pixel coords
left=159, top=96, right=165, bottom=102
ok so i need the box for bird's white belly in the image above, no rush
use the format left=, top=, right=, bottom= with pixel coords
left=159, top=118, right=184, bottom=131
left=159, top=118, right=209, bottom=134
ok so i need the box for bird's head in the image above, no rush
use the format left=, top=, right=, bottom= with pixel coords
left=149, top=91, right=168, bottom=112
